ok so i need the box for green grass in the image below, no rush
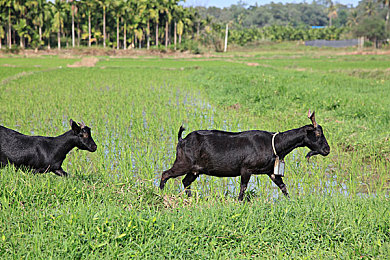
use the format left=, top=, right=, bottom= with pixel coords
left=0, top=48, right=389, bottom=258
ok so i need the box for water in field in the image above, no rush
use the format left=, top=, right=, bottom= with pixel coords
left=0, top=57, right=387, bottom=200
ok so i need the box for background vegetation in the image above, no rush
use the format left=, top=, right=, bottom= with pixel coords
left=1, top=0, right=389, bottom=51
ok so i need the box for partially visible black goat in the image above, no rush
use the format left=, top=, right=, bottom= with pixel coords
left=0, top=119, right=97, bottom=176
left=160, top=111, right=330, bottom=200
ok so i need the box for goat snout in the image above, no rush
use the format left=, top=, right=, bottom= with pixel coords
left=90, top=144, right=97, bottom=152
left=323, top=146, right=330, bottom=156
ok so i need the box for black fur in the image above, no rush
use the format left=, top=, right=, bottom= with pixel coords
left=0, top=119, right=97, bottom=176
left=160, top=113, right=330, bottom=200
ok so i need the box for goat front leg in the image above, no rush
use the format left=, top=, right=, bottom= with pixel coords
left=182, top=172, right=198, bottom=197
left=269, top=174, right=289, bottom=198
left=53, top=168, right=69, bottom=177
left=238, top=170, right=251, bottom=201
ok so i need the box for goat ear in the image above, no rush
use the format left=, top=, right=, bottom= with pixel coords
left=308, top=110, right=318, bottom=128
left=70, top=119, right=81, bottom=134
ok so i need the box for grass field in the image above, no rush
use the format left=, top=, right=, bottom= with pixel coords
left=0, top=46, right=389, bottom=258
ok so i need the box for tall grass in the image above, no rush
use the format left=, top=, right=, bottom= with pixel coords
left=0, top=52, right=389, bottom=257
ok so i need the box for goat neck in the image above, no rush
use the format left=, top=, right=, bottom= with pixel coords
left=51, top=130, right=78, bottom=160
left=272, top=126, right=309, bottom=159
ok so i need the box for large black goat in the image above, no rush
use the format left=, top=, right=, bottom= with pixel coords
left=160, top=111, right=330, bottom=200
left=0, top=119, right=97, bottom=176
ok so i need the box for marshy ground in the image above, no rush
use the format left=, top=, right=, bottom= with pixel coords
left=0, top=44, right=389, bottom=258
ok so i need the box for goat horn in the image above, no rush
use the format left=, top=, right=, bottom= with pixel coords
left=79, top=121, right=86, bottom=128
left=308, top=110, right=317, bottom=128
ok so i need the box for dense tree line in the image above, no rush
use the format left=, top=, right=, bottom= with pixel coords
left=198, top=0, right=389, bottom=46
left=0, top=0, right=197, bottom=50
left=0, top=0, right=389, bottom=51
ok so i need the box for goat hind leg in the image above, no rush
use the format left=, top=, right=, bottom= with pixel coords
left=238, top=171, right=251, bottom=201
left=53, top=168, right=69, bottom=177
left=182, top=173, right=198, bottom=197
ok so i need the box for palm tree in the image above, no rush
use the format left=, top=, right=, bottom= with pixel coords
left=346, top=9, right=358, bottom=28
left=51, top=0, right=66, bottom=49
left=145, top=0, right=156, bottom=49
left=121, top=0, right=130, bottom=50
left=97, top=0, right=111, bottom=48
left=326, top=0, right=337, bottom=27
left=172, top=4, right=183, bottom=50
left=30, top=0, right=46, bottom=43
left=382, top=0, right=390, bottom=28
left=112, top=0, right=123, bottom=49
left=364, top=0, right=377, bottom=16
left=0, top=0, right=14, bottom=48
left=0, top=18, right=5, bottom=49
left=14, top=18, right=31, bottom=48
left=80, top=0, right=94, bottom=47
left=149, top=0, right=160, bottom=47
left=69, top=0, right=75, bottom=47
left=43, top=2, right=53, bottom=49
left=161, top=0, right=177, bottom=49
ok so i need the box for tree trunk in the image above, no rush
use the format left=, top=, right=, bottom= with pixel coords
left=57, top=16, right=61, bottom=50
left=39, top=26, right=42, bottom=42
left=197, top=22, right=200, bottom=38
left=72, top=3, right=75, bottom=47
left=57, top=30, right=60, bottom=49
left=8, top=9, right=11, bottom=48
left=103, top=6, right=106, bottom=48
left=165, top=20, right=168, bottom=48
left=155, top=22, right=159, bottom=47
left=147, top=21, right=150, bottom=49
left=123, top=22, right=127, bottom=50
left=77, top=19, right=80, bottom=46
left=116, top=17, right=119, bottom=50
left=48, top=29, right=51, bottom=49
left=174, top=21, right=177, bottom=50
left=179, top=34, right=181, bottom=44
left=224, top=23, right=228, bottom=52
left=88, top=12, right=91, bottom=47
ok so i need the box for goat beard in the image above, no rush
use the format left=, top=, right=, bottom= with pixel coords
left=306, top=151, right=320, bottom=161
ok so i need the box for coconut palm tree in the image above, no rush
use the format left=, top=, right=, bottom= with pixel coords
left=51, top=0, right=66, bottom=49
left=29, top=0, right=46, bottom=43
left=0, top=0, right=14, bottom=48
left=97, top=0, right=111, bottom=48
left=149, top=0, right=160, bottom=47
left=43, top=2, right=54, bottom=49
left=382, top=0, right=390, bottom=28
left=111, top=0, right=124, bottom=49
left=0, top=16, right=5, bottom=49
left=346, top=9, right=358, bottom=28
left=364, top=0, right=377, bottom=16
left=326, top=0, right=338, bottom=27
left=80, top=0, right=94, bottom=47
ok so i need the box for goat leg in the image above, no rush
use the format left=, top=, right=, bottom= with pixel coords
left=53, top=168, right=68, bottom=177
left=238, top=171, right=251, bottom=201
left=269, top=174, right=289, bottom=198
left=182, top=172, right=198, bottom=197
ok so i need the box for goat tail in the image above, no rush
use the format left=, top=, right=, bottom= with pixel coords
left=178, top=125, right=185, bottom=142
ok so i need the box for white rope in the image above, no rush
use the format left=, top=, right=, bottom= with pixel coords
left=272, top=132, right=279, bottom=157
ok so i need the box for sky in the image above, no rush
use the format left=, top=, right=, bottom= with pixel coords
left=182, top=0, right=360, bottom=8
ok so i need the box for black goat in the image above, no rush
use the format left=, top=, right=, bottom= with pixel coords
left=160, top=111, right=330, bottom=200
left=0, top=119, right=97, bottom=176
